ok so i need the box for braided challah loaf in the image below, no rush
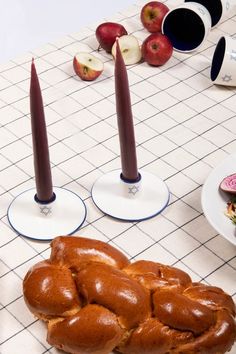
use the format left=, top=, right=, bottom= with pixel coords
left=23, top=236, right=236, bottom=354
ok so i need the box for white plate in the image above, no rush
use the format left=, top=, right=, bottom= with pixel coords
left=201, top=153, right=236, bottom=246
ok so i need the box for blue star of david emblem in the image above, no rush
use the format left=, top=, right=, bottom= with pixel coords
left=128, top=185, right=139, bottom=195
left=222, top=74, right=232, bottom=82
left=40, top=206, right=52, bottom=216
left=230, top=50, right=236, bottom=60
left=198, top=7, right=205, bottom=15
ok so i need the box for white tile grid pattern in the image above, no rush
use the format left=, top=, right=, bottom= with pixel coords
left=0, top=0, right=236, bottom=353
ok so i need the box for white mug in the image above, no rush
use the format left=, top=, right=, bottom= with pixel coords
left=185, top=0, right=236, bottom=27
left=162, top=2, right=212, bottom=53
left=210, top=35, right=236, bottom=86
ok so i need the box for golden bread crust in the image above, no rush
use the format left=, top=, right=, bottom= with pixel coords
left=23, top=236, right=236, bottom=354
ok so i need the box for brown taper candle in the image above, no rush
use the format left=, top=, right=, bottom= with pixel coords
left=30, top=59, right=54, bottom=203
left=115, top=40, right=139, bottom=182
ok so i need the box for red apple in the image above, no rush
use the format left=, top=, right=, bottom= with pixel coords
left=96, top=22, right=128, bottom=53
left=141, top=33, right=173, bottom=66
left=73, top=52, right=104, bottom=81
left=141, top=1, right=169, bottom=33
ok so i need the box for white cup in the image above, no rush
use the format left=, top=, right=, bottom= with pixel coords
left=162, top=2, right=212, bottom=53
left=210, top=35, right=236, bottom=86
left=185, top=0, right=236, bottom=27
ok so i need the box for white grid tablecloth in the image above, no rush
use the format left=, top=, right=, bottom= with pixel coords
left=0, top=0, right=236, bottom=353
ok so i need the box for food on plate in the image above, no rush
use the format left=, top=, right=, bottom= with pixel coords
left=73, top=52, right=103, bottom=81
left=95, top=22, right=128, bottom=53
left=220, top=173, right=236, bottom=195
left=23, top=235, right=236, bottom=354
left=219, top=173, right=236, bottom=224
left=141, top=32, right=173, bottom=66
left=225, top=197, right=236, bottom=224
left=111, top=35, right=142, bottom=65
left=140, top=1, right=169, bottom=33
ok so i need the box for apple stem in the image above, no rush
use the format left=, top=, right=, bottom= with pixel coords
left=149, top=10, right=156, bottom=20
left=97, top=44, right=102, bottom=52
left=152, top=43, right=159, bottom=50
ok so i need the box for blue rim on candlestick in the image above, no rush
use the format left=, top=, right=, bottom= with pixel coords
left=7, top=187, right=87, bottom=241
left=91, top=169, right=170, bottom=222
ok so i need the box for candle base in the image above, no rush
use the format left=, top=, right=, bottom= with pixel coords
left=7, top=187, right=87, bottom=241
left=91, top=170, right=170, bottom=221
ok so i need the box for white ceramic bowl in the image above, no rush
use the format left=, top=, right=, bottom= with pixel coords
left=162, top=2, right=212, bottom=53
left=211, top=35, right=236, bottom=86
left=185, top=0, right=236, bottom=27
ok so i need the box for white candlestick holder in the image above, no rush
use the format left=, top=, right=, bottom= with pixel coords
left=7, top=187, right=87, bottom=241
left=91, top=170, right=170, bottom=221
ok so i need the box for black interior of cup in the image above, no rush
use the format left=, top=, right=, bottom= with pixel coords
left=210, top=36, right=226, bottom=81
left=185, top=0, right=222, bottom=27
left=162, top=9, right=206, bottom=52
